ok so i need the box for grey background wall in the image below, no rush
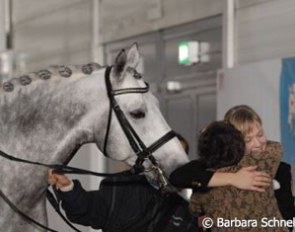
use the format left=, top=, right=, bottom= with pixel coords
left=11, top=0, right=223, bottom=71
left=13, top=0, right=94, bottom=71
left=217, top=59, right=281, bottom=141
left=11, top=0, right=295, bottom=68
left=236, top=0, right=295, bottom=64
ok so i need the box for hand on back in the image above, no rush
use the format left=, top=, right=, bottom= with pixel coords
left=232, top=166, right=271, bottom=192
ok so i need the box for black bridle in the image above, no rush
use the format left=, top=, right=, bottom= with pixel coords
left=103, top=66, right=176, bottom=175
left=0, top=66, right=177, bottom=232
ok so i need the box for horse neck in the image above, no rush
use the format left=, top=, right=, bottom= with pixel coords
left=0, top=69, right=108, bottom=164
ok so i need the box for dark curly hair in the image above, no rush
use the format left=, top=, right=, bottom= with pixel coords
left=198, top=121, right=245, bottom=169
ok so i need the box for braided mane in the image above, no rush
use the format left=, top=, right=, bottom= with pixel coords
left=0, top=63, right=103, bottom=92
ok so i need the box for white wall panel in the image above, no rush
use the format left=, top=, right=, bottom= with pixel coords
left=217, top=59, right=281, bottom=141
left=237, top=0, right=295, bottom=64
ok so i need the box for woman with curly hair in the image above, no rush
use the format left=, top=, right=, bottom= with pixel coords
left=197, top=121, right=245, bottom=169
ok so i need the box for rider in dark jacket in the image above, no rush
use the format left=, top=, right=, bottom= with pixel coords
left=49, top=134, right=200, bottom=232
left=49, top=161, right=271, bottom=232
left=50, top=172, right=199, bottom=232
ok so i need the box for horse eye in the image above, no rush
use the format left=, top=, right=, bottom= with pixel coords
left=130, top=110, right=146, bottom=119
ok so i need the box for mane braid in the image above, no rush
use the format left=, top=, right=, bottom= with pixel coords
left=0, top=62, right=102, bottom=92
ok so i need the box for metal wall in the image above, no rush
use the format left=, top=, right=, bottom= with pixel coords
left=100, top=0, right=222, bottom=43
left=13, top=0, right=93, bottom=71
left=236, top=0, right=295, bottom=64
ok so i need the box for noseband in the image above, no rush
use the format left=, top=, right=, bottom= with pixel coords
left=103, top=66, right=176, bottom=179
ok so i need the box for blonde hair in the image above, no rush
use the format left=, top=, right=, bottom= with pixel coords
left=224, top=105, right=262, bottom=136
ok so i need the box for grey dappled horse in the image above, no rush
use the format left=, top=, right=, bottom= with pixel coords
left=0, top=44, right=189, bottom=232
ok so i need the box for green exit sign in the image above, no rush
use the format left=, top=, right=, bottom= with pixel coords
left=178, top=41, right=199, bottom=65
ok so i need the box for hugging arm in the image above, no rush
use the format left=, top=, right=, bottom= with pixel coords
left=170, top=160, right=271, bottom=192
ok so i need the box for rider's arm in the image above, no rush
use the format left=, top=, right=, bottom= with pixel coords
left=169, top=160, right=271, bottom=192
left=48, top=171, right=109, bottom=230
left=169, top=160, right=213, bottom=191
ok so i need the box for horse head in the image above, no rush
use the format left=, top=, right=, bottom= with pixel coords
left=99, top=44, right=188, bottom=175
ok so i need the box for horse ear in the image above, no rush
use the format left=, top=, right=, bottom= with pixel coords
left=126, top=43, right=140, bottom=68
left=113, top=49, right=127, bottom=76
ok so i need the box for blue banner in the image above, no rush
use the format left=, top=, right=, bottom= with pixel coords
left=280, top=57, right=295, bottom=164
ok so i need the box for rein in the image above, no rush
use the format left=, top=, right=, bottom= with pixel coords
left=0, top=66, right=177, bottom=232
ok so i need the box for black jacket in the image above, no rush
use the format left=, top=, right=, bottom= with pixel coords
left=56, top=175, right=199, bottom=232
left=275, top=162, right=295, bottom=222
left=169, top=160, right=214, bottom=192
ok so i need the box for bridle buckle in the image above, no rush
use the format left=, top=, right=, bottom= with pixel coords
left=151, top=164, right=168, bottom=189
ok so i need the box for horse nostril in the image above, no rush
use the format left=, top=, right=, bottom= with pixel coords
left=130, top=110, right=146, bottom=119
